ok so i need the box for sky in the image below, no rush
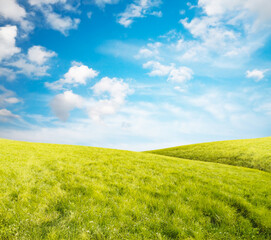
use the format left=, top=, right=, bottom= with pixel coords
left=0, top=0, right=271, bottom=151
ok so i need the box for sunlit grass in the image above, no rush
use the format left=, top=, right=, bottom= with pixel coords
left=0, top=139, right=270, bottom=239
left=146, top=137, right=271, bottom=172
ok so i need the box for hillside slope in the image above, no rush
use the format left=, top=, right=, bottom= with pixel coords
left=146, top=137, right=271, bottom=172
left=0, top=139, right=270, bottom=239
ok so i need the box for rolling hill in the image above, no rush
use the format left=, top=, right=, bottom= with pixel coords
left=146, top=137, right=271, bottom=172
left=0, top=138, right=270, bottom=239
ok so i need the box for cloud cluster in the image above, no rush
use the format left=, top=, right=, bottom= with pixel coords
left=0, top=0, right=81, bottom=36
left=50, top=76, right=132, bottom=122
left=2, top=86, right=270, bottom=151
left=0, top=21, right=56, bottom=80
left=117, top=0, right=162, bottom=27
left=0, top=23, right=56, bottom=80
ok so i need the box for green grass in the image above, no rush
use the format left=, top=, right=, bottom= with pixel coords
left=0, top=139, right=270, bottom=239
left=146, top=137, right=271, bottom=172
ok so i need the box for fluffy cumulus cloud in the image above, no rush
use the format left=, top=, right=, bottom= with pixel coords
left=0, top=25, right=20, bottom=62
left=27, top=46, right=56, bottom=65
left=7, top=45, right=56, bottom=78
left=0, top=1, right=33, bottom=33
left=117, top=0, right=162, bottom=27
left=143, top=61, right=193, bottom=84
left=0, top=0, right=26, bottom=22
left=246, top=69, right=268, bottom=82
left=46, top=62, right=99, bottom=90
left=43, top=9, right=80, bottom=35
left=88, top=77, right=132, bottom=121
left=50, top=90, right=84, bottom=121
left=29, top=0, right=80, bottom=35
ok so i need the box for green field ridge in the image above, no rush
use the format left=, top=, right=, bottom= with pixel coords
left=0, top=139, right=270, bottom=239
left=146, top=137, right=271, bottom=172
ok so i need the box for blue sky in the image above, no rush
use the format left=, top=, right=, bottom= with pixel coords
left=0, top=0, right=271, bottom=150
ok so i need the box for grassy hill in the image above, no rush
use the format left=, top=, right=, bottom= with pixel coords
left=0, top=139, right=270, bottom=239
left=146, top=137, right=271, bottom=172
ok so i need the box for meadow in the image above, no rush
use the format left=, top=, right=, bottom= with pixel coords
left=0, top=138, right=270, bottom=239
left=146, top=137, right=271, bottom=172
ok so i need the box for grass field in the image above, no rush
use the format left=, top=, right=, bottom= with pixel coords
left=0, top=138, right=270, bottom=239
left=146, top=137, right=271, bottom=172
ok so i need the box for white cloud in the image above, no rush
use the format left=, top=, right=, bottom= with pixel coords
left=0, top=67, right=16, bottom=81
left=143, top=61, right=193, bottom=84
left=132, top=0, right=270, bottom=72
left=256, top=102, right=271, bottom=116
left=198, top=0, right=271, bottom=25
left=117, top=0, right=162, bottom=27
left=0, top=85, right=20, bottom=107
left=168, top=67, right=193, bottom=83
left=43, top=9, right=80, bottom=35
left=7, top=45, right=56, bottom=78
left=93, top=0, right=120, bottom=8
left=9, top=59, right=50, bottom=77
left=0, top=85, right=21, bottom=122
left=88, top=77, right=132, bottom=121
left=187, top=90, right=243, bottom=120
left=50, top=90, right=84, bottom=121
left=27, top=45, right=56, bottom=65
left=4, top=97, right=20, bottom=104
left=46, top=62, right=99, bottom=90
left=2, top=88, right=269, bottom=151
left=0, top=0, right=26, bottom=22
left=174, top=0, right=271, bottom=63
left=0, top=1, right=33, bottom=34
left=135, top=42, right=162, bottom=59
left=0, top=25, right=20, bottom=62
left=143, top=61, right=172, bottom=76
left=49, top=77, right=132, bottom=122
left=246, top=69, right=268, bottom=82
left=28, top=0, right=67, bottom=6
left=87, top=11, right=92, bottom=19
left=0, top=108, right=19, bottom=121
left=29, top=0, right=80, bottom=35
